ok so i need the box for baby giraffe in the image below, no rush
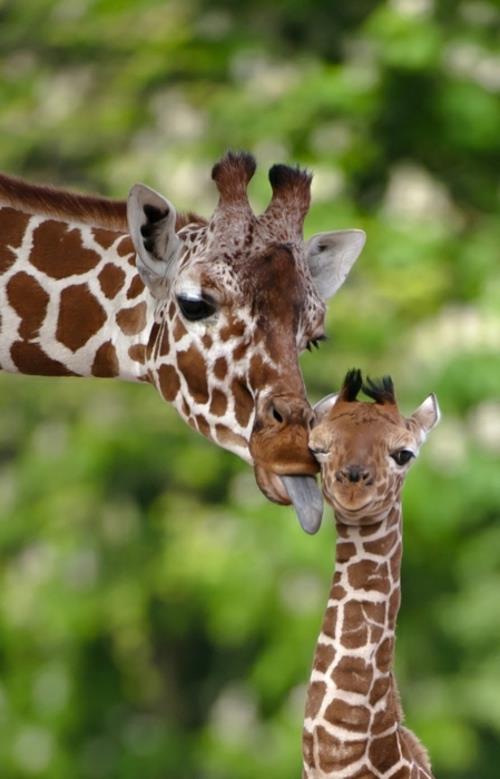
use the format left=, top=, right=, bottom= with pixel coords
left=302, top=369, right=440, bottom=779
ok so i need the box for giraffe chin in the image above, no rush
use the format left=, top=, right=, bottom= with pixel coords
left=254, top=466, right=324, bottom=534
left=329, top=496, right=388, bottom=526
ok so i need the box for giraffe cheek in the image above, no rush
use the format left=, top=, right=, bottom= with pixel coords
left=177, top=345, right=209, bottom=405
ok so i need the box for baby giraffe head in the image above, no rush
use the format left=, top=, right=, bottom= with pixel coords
left=309, top=369, right=440, bottom=525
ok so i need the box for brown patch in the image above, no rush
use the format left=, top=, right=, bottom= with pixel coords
left=368, top=732, right=400, bottom=773
left=202, top=333, right=212, bottom=350
left=182, top=398, right=190, bottom=417
left=304, top=681, right=326, bottom=719
left=314, top=643, right=336, bottom=674
left=215, top=424, right=247, bottom=451
left=173, top=317, right=187, bottom=342
left=195, top=414, right=210, bottom=437
left=336, top=542, right=356, bottom=562
left=10, top=341, right=77, bottom=376
left=389, top=768, right=410, bottom=779
left=126, top=274, right=144, bottom=299
left=324, top=699, right=370, bottom=733
left=389, top=588, right=401, bottom=622
left=390, top=548, right=402, bottom=580
left=167, top=301, right=176, bottom=319
left=98, top=263, right=126, bottom=299
left=92, top=341, right=119, bottom=377
left=343, top=601, right=369, bottom=649
left=322, top=605, right=338, bottom=639
left=177, top=345, right=209, bottom=404
left=330, top=583, right=347, bottom=601
left=363, top=601, right=386, bottom=625
left=369, top=675, right=391, bottom=705
left=128, top=344, right=146, bottom=364
left=371, top=706, right=395, bottom=736
left=302, top=730, right=314, bottom=766
left=219, top=316, right=246, bottom=343
left=0, top=208, right=29, bottom=274
left=348, top=560, right=391, bottom=594
left=369, top=624, right=384, bottom=644
left=316, top=727, right=366, bottom=773
left=30, top=220, right=100, bottom=278
left=158, top=363, right=180, bottom=402
left=364, top=530, right=398, bottom=556
left=231, top=378, right=253, bottom=427
left=6, top=271, right=49, bottom=340
left=232, top=341, right=247, bottom=362
left=92, top=227, right=117, bottom=249
left=349, top=769, right=375, bottom=779
left=116, top=302, right=147, bottom=335
left=375, top=637, right=394, bottom=674
left=213, top=356, right=227, bottom=380
left=116, top=235, right=135, bottom=257
left=57, top=284, right=106, bottom=352
left=210, top=389, right=227, bottom=417
left=249, top=352, right=274, bottom=387
left=332, top=656, right=373, bottom=695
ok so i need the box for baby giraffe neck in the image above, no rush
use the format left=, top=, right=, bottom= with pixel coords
left=303, top=504, right=435, bottom=778
left=303, top=505, right=405, bottom=778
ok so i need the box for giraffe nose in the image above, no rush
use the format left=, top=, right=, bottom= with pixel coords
left=266, top=395, right=314, bottom=428
left=338, top=464, right=373, bottom=484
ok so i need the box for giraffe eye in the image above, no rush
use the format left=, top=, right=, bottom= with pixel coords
left=391, top=449, right=414, bottom=466
left=177, top=295, right=216, bottom=322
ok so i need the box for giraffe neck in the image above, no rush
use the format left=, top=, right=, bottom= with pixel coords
left=303, top=505, right=405, bottom=778
left=0, top=205, right=154, bottom=381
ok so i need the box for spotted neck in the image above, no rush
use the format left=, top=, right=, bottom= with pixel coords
left=0, top=206, right=155, bottom=381
left=0, top=205, right=259, bottom=463
left=302, top=505, right=434, bottom=779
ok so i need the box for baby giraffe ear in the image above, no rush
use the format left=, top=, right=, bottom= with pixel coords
left=306, top=229, right=366, bottom=300
left=411, top=393, right=441, bottom=435
left=313, top=392, right=339, bottom=422
left=127, top=184, right=181, bottom=298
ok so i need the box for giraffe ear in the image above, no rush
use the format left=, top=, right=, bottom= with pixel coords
left=127, top=184, right=181, bottom=298
left=313, top=392, right=339, bottom=421
left=410, top=393, right=441, bottom=435
left=306, top=229, right=366, bottom=300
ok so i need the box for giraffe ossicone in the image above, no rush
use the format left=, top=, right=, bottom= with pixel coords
left=303, top=370, right=440, bottom=778
left=0, top=152, right=366, bottom=529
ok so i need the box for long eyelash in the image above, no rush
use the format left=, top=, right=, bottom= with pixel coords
left=306, top=335, right=327, bottom=351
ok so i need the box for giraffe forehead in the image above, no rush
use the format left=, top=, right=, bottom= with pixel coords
left=177, top=230, right=322, bottom=322
left=326, top=406, right=414, bottom=456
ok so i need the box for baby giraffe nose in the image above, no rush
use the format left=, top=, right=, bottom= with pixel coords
left=339, top=464, right=372, bottom=483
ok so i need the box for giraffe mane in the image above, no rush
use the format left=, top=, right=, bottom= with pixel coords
left=0, top=172, right=206, bottom=233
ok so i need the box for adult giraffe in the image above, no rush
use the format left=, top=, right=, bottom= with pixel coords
left=303, top=370, right=440, bottom=777
left=0, top=152, right=366, bottom=529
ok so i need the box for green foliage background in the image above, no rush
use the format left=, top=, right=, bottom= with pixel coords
left=1, top=0, right=500, bottom=776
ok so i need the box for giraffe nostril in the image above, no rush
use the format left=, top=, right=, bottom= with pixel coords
left=272, top=407, right=284, bottom=424
left=342, top=464, right=373, bottom=483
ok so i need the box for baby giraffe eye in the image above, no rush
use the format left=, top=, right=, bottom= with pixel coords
left=177, top=295, right=216, bottom=322
left=391, top=449, right=414, bottom=466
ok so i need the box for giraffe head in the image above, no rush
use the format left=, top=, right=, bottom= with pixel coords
left=310, top=369, right=440, bottom=526
left=126, top=152, right=366, bottom=529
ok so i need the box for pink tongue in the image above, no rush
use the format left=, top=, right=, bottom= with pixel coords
left=280, top=475, right=324, bottom=534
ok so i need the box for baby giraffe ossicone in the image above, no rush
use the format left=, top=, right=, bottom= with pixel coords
left=303, top=369, right=440, bottom=779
